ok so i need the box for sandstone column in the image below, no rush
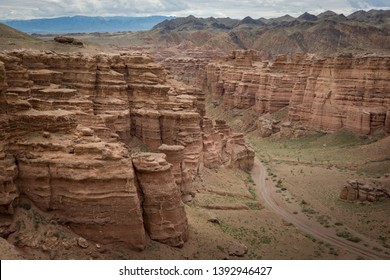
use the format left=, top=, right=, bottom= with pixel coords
left=132, top=153, right=188, bottom=247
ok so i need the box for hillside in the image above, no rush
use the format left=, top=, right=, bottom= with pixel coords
left=0, top=23, right=104, bottom=53
left=85, top=10, right=390, bottom=57
left=0, top=23, right=42, bottom=50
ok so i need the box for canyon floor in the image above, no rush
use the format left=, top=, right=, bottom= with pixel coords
left=3, top=103, right=389, bottom=260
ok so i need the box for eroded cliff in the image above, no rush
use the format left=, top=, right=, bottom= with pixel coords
left=0, top=50, right=254, bottom=250
left=206, top=51, right=390, bottom=135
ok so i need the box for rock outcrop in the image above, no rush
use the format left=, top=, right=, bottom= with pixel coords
left=132, top=153, right=188, bottom=247
left=202, top=118, right=255, bottom=171
left=158, top=144, right=194, bottom=202
left=160, top=49, right=224, bottom=89
left=340, top=179, right=390, bottom=202
left=288, top=54, right=390, bottom=134
left=206, top=51, right=390, bottom=135
left=0, top=50, right=254, bottom=250
left=0, top=61, right=19, bottom=237
left=54, top=36, right=83, bottom=47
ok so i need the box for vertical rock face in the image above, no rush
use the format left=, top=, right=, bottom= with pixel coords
left=0, top=50, right=254, bottom=249
left=132, top=153, right=188, bottom=247
left=15, top=141, right=147, bottom=249
left=159, top=49, right=224, bottom=89
left=0, top=61, right=19, bottom=237
left=158, top=144, right=194, bottom=202
left=206, top=51, right=390, bottom=135
left=0, top=51, right=168, bottom=249
left=288, top=54, right=390, bottom=134
left=202, top=118, right=255, bottom=170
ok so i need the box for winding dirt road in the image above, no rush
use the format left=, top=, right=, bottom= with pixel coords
left=251, top=157, right=388, bottom=260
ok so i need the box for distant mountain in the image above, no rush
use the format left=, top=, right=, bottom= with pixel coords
left=317, top=10, right=338, bottom=19
left=347, top=9, right=390, bottom=21
left=122, top=10, right=390, bottom=57
left=298, top=12, right=318, bottom=21
left=153, top=15, right=239, bottom=32
left=1, top=15, right=175, bottom=34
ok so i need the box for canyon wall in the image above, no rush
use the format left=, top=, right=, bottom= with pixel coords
left=206, top=51, right=390, bottom=135
left=0, top=50, right=254, bottom=249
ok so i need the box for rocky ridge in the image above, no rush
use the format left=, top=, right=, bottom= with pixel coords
left=0, top=50, right=254, bottom=250
left=108, top=10, right=390, bottom=58
left=206, top=50, right=390, bottom=135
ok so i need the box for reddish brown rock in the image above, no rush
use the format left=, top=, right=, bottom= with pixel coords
left=14, top=136, right=147, bottom=249
left=0, top=61, right=19, bottom=237
left=54, top=36, right=83, bottom=46
left=340, top=179, right=390, bottom=202
left=132, top=153, right=188, bottom=247
left=202, top=118, right=254, bottom=170
left=0, top=50, right=255, bottom=251
left=287, top=54, right=390, bottom=134
left=158, top=144, right=194, bottom=201
left=207, top=51, right=390, bottom=135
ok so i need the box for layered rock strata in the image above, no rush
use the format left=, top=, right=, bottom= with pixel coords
left=132, top=153, right=188, bottom=246
left=0, top=50, right=254, bottom=249
left=202, top=118, right=255, bottom=171
left=158, top=144, right=194, bottom=202
left=206, top=51, right=390, bottom=135
left=160, top=49, right=224, bottom=89
left=288, top=54, right=390, bottom=134
left=340, top=179, right=390, bottom=202
left=0, top=61, right=19, bottom=237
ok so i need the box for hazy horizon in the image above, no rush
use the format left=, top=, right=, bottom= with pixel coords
left=1, top=0, right=389, bottom=20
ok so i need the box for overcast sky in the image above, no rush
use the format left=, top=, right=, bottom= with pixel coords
left=1, top=0, right=389, bottom=20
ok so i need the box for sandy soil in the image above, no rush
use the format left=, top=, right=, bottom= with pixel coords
left=252, top=157, right=389, bottom=259
left=246, top=130, right=390, bottom=259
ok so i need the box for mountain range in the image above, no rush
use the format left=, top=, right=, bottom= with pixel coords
left=133, top=9, right=390, bottom=57
left=0, top=15, right=175, bottom=34
left=1, top=10, right=390, bottom=57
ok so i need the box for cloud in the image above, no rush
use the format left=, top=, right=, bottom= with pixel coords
left=0, top=0, right=389, bottom=20
left=348, top=0, right=390, bottom=9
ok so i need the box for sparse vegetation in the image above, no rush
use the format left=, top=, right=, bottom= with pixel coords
left=245, top=202, right=262, bottom=210
left=336, top=231, right=362, bottom=243
left=248, top=185, right=256, bottom=200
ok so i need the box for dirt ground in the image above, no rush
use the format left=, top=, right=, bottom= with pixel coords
left=2, top=104, right=390, bottom=260
left=1, top=162, right=375, bottom=260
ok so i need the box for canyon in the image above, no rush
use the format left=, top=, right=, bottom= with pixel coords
left=0, top=50, right=254, bottom=251
left=0, top=13, right=389, bottom=259
left=164, top=50, right=390, bottom=136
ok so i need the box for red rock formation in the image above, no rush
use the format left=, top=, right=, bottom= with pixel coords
left=15, top=140, right=147, bottom=249
left=0, top=50, right=255, bottom=250
left=0, top=61, right=19, bottom=237
left=207, top=51, right=390, bottom=135
left=158, top=144, right=194, bottom=202
left=340, top=179, right=390, bottom=202
left=0, top=51, right=173, bottom=249
left=202, top=118, right=255, bottom=170
left=159, top=49, right=223, bottom=89
left=288, top=54, right=390, bottom=134
left=132, top=153, right=188, bottom=247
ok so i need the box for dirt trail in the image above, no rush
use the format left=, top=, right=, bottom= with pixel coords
left=252, top=157, right=388, bottom=260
